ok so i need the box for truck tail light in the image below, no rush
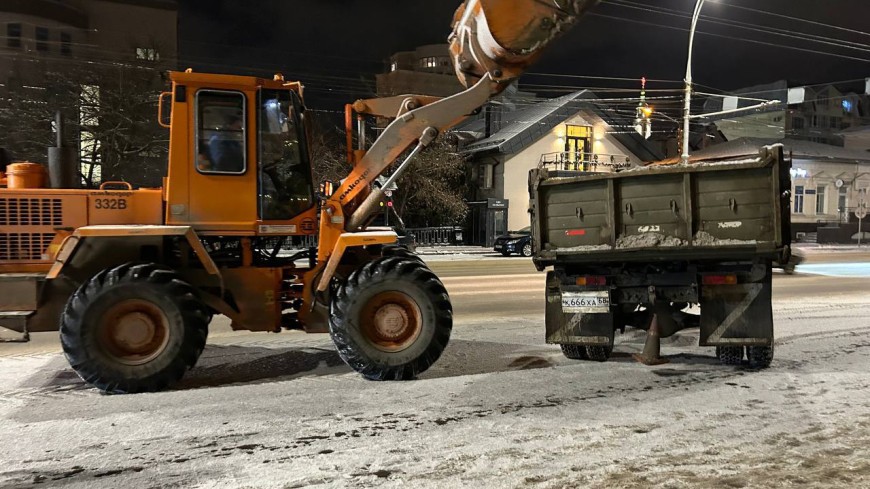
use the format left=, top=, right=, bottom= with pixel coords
left=702, top=274, right=737, bottom=285
left=577, top=275, right=606, bottom=286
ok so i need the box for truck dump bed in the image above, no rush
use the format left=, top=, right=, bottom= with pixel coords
left=529, top=145, right=792, bottom=266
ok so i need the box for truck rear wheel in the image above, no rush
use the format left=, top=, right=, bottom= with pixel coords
left=60, top=263, right=209, bottom=394
left=747, top=345, right=774, bottom=369
left=585, top=344, right=613, bottom=362
left=329, top=257, right=452, bottom=380
left=716, top=346, right=744, bottom=366
left=560, top=344, right=588, bottom=360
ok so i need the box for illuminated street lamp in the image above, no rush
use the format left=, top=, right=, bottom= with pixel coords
left=634, top=76, right=653, bottom=139
left=681, top=0, right=709, bottom=165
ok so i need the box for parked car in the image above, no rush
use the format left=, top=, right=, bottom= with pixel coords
left=493, top=226, right=533, bottom=257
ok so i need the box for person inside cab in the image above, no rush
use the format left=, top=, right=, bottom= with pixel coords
left=198, top=114, right=245, bottom=173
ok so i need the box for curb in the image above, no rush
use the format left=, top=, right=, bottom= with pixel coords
left=416, top=247, right=491, bottom=255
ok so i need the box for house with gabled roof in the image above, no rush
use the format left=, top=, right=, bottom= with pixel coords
left=455, top=90, right=665, bottom=246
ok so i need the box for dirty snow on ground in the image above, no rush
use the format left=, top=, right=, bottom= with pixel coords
left=1, top=292, right=870, bottom=488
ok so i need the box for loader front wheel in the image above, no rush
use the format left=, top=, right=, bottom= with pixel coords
left=329, top=257, right=452, bottom=380
left=381, top=244, right=424, bottom=264
left=60, top=264, right=209, bottom=394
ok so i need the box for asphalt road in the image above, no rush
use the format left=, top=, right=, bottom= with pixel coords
left=11, top=254, right=868, bottom=353
left=1, top=253, right=870, bottom=488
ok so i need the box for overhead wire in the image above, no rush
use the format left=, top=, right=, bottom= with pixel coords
left=714, top=1, right=870, bottom=40
left=606, top=0, right=870, bottom=55
left=589, top=12, right=870, bottom=65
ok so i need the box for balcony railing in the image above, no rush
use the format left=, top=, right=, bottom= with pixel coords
left=538, top=152, right=632, bottom=172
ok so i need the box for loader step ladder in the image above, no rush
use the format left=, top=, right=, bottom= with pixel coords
left=0, top=273, right=45, bottom=342
left=0, top=311, right=33, bottom=342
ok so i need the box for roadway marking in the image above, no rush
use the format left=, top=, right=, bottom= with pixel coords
left=796, top=262, right=870, bottom=277
left=440, top=273, right=544, bottom=282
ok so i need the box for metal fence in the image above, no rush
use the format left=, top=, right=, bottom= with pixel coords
left=407, top=226, right=464, bottom=246
left=538, top=151, right=632, bottom=172
left=265, top=228, right=464, bottom=249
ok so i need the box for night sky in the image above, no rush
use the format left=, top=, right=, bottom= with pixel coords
left=178, top=0, right=870, bottom=112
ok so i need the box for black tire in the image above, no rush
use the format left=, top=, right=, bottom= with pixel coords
left=60, top=263, right=209, bottom=394
left=382, top=244, right=424, bottom=264
left=521, top=243, right=533, bottom=257
left=500, top=250, right=512, bottom=257
left=747, top=345, right=774, bottom=369
left=716, top=346, right=744, bottom=365
left=560, top=344, right=588, bottom=360
left=329, top=257, right=452, bottom=380
left=585, top=344, right=613, bottom=362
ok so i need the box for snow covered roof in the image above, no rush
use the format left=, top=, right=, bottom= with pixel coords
left=459, top=90, right=664, bottom=162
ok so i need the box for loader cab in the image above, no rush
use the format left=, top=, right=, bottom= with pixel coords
left=163, top=71, right=317, bottom=235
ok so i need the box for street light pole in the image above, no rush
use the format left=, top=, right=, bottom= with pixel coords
left=681, top=0, right=706, bottom=165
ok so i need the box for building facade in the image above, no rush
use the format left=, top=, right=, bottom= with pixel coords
left=0, top=0, right=178, bottom=186
left=839, top=125, right=870, bottom=153
left=375, top=44, right=465, bottom=97
left=0, top=0, right=177, bottom=78
left=703, top=79, right=870, bottom=147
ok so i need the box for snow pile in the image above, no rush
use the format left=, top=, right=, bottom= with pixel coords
left=554, top=244, right=613, bottom=252
left=616, top=233, right=687, bottom=248
left=693, top=231, right=758, bottom=246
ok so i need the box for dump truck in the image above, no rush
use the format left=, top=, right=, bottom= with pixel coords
left=0, top=0, right=601, bottom=393
left=529, top=145, right=792, bottom=367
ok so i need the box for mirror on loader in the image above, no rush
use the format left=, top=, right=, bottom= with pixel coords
left=317, top=179, right=339, bottom=200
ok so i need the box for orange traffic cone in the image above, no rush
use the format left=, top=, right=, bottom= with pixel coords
left=632, top=314, right=669, bottom=365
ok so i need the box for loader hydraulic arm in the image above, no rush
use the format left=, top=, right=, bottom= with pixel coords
left=328, top=0, right=600, bottom=234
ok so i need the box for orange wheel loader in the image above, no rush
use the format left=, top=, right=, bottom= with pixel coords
left=0, top=1, right=599, bottom=392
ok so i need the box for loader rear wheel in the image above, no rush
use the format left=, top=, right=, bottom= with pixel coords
left=560, top=344, right=588, bottom=360
left=329, top=257, right=452, bottom=380
left=716, top=346, right=744, bottom=366
left=60, top=263, right=209, bottom=394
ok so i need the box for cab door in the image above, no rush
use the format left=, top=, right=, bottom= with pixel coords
left=186, top=88, right=258, bottom=232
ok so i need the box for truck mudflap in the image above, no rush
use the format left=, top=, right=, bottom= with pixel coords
left=699, top=267, right=773, bottom=347
left=545, top=272, right=614, bottom=346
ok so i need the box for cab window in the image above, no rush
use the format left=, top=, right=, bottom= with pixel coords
left=196, top=90, right=246, bottom=174
left=258, top=89, right=313, bottom=220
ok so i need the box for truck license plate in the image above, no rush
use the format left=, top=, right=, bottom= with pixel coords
left=562, top=291, right=610, bottom=313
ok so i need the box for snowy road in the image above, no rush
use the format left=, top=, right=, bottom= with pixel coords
left=1, top=260, right=870, bottom=488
